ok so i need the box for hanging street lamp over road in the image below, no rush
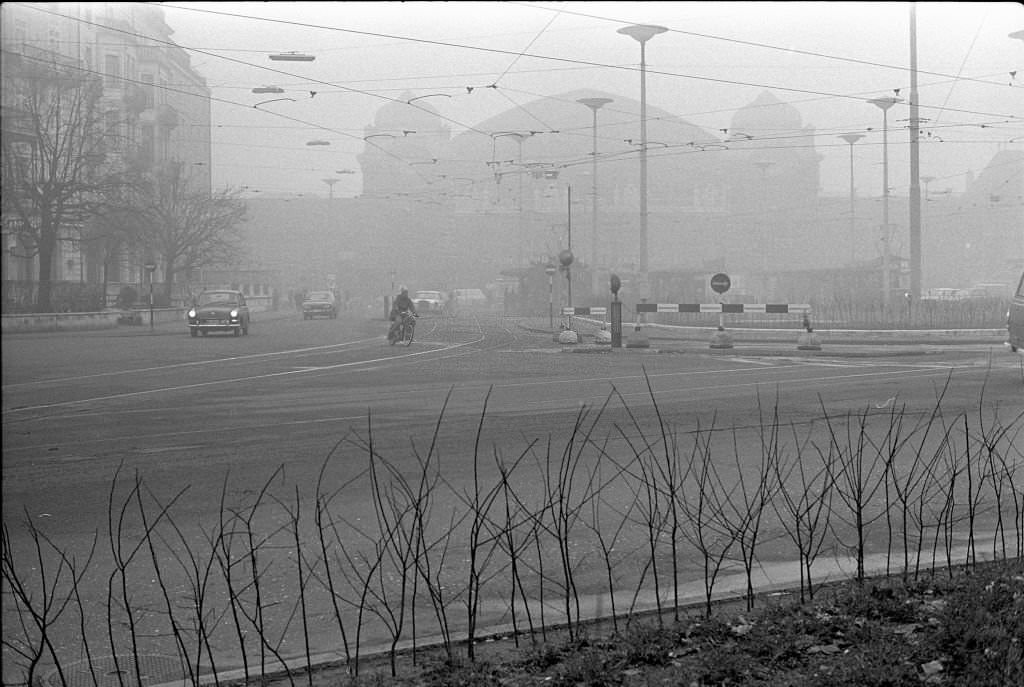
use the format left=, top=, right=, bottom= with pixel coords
left=252, top=85, right=284, bottom=94
left=868, top=95, right=903, bottom=309
left=322, top=178, right=339, bottom=199
left=269, top=52, right=315, bottom=62
left=617, top=23, right=667, bottom=295
left=838, top=133, right=865, bottom=265
left=306, top=139, right=331, bottom=146
left=253, top=98, right=295, bottom=109
left=577, top=97, right=613, bottom=269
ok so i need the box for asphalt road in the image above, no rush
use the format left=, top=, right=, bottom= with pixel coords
left=3, top=310, right=1021, bottom=684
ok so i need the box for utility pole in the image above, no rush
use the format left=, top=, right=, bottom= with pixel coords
left=908, top=4, right=922, bottom=300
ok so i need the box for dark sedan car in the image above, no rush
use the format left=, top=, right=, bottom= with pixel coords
left=302, top=290, right=338, bottom=319
left=187, top=290, right=250, bottom=337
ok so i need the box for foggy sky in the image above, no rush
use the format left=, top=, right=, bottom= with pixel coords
left=155, top=1, right=1023, bottom=199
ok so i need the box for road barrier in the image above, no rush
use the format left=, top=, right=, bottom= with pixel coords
left=568, top=303, right=819, bottom=350
left=634, top=303, right=811, bottom=314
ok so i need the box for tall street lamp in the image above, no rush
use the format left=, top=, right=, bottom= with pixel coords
left=868, top=96, right=903, bottom=309
left=838, top=133, right=865, bottom=265
left=617, top=23, right=667, bottom=294
left=322, top=177, right=339, bottom=199
left=577, top=97, right=613, bottom=268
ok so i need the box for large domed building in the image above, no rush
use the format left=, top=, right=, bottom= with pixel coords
left=242, top=87, right=1021, bottom=308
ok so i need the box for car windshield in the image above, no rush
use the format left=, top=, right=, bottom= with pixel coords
left=307, top=292, right=332, bottom=301
left=415, top=291, right=441, bottom=300
left=198, top=292, right=239, bottom=307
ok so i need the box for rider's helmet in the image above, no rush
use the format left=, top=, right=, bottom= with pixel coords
left=399, top=285, right=408, bottom=295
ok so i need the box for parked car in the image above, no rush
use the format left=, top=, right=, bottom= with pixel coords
left=187, top=290, right=250, bottom=337
left=1006, top=271, right=1024, bottom=356
left=302, top=290, right=338, bottom=319
left=413, top=290, right=446, bottom=312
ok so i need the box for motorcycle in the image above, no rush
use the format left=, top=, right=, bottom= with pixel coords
left=388, top=310, right=417, bottom=346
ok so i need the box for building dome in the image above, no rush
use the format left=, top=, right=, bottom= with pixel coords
left=729, top=90, right=803, bottom=137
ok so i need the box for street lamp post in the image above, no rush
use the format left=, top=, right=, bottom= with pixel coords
left=493, top=132, right=533, bottom=266
left=839, top=134, right=865, bottom=265
left=868, top=96, right=903, bottom=309
left=618, top=24, right=667, bottom=295
left=577, top=97, right=613, bottom=268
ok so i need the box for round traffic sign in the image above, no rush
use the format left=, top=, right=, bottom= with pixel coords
left=710, top=272, right=731, bottom=294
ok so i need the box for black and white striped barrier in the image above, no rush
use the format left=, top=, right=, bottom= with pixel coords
left=630, top=303, right=819, bottom=351
left=562, top=306, right=607, bottom=317
left=634, top=303, right=811, bottom=314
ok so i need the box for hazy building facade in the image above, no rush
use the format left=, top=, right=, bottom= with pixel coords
left=243, top=89, right=1021, bottom=308
left=1, top=2, right=210, bottom=309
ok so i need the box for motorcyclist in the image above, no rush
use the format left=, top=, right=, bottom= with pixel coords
left=388, top=286, right=417, bottom=340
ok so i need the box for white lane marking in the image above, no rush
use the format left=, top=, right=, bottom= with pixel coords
left=4, top=339, right=478, bottom=414
left=4, top=415, right=371, bottom=454
left=1, top=337, right=383, bottom=389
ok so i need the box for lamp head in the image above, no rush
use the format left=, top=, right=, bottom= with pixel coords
left=617, top=24, right=668, bottom=43
left=868, top=96, right=903, bottom=112
left=577, top=97, right=613, bottom=111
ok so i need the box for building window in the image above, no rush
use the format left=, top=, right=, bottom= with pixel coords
left=140, top=73, right=154, bottom=108
left=104, top=54, right=121, bottom=88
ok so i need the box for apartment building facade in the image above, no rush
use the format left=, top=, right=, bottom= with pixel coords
left=1, top=2, right=210, bottom=311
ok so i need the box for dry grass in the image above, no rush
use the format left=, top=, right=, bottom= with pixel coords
left=293, top=558, right=1023, bottom=687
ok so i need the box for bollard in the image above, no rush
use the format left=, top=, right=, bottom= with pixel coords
left=558, top=328, right=579, bottom=344
left=709, top=325, right=734, bottom=349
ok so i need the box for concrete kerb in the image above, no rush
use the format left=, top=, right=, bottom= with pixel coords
left=149, top=533, right=1014, bottom=687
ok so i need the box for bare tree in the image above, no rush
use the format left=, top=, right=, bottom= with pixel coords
left=1, top=49, right=121, bottom=312
left=119, top=161, right=246, bottom=303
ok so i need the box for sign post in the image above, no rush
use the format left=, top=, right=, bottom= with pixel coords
left=709, top=272, right=733, bottom=349
left=610, top=273, right=622, bottom=348
left=545, top=263, right=557, bottom=331
left=144, top=261, right=157, bottom=331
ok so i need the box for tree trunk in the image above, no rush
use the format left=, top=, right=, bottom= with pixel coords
left=37, top=213, right=57, bottom=313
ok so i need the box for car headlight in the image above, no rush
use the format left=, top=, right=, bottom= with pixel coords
left=230, top=309, right=239, bottom=318
left=188, top=309, right=197, bottom=318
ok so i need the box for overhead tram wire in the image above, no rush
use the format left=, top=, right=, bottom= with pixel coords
left=24, top=4, right=1018, bottom=180
left=15, top=5, right=477, bottom=184
left=153, top=1, right=1021, bottom=121
left=512, top=0, right=1014, bottom=90
left=17, top=3, right=493, bottom=140
left=10, top=45, right=440, bottom=187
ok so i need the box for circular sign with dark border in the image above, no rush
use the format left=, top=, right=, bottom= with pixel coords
left=710, top=272, right=731, bottom=294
